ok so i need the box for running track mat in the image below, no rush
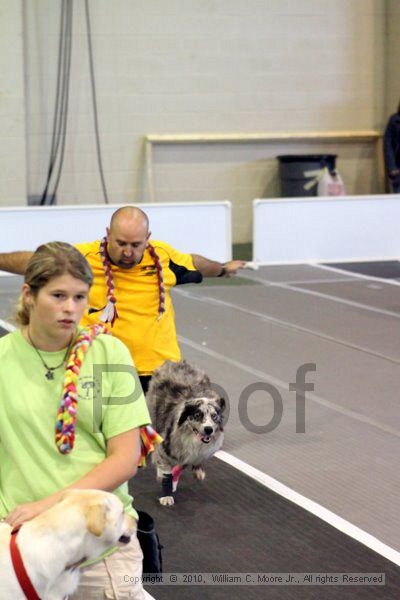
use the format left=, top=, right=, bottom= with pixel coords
left=131, top=458, right=399, bottom=600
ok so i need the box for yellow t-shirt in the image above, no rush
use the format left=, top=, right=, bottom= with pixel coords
left=76, top=240, right=202, bottom=375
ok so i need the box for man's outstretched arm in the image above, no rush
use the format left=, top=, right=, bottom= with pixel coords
left=0, top=251, right=33, bottom=275
left=191, top=254, right=246, bottom=278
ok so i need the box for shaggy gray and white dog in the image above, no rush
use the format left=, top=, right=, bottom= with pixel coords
left=146, top=360, right=226, bottom=506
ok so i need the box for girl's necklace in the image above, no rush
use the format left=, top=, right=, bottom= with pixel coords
left=27, top=330, right=73, bottom=380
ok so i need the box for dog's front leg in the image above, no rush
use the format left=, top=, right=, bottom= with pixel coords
left=157, top=467, right=175, bottom=506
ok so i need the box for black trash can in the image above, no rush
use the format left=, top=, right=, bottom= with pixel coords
left=277, top=154, right=337, bottom=197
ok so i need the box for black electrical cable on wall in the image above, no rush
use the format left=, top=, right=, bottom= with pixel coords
left=85, top=0, right=110, bottom=204
left=40, top=0, right=110, bottom=205
left=40, top=0, right=73, bottom=205
left=45, top=1, right=66, bottom=187
left=51, top=0, right=73, bottom=199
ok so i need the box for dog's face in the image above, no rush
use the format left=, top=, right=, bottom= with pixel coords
left=59, top=490, right=135, bottom=547
left=177, top=396, right=225, bottom=443
left=30, top=489, right=135, bottom=560
left=84, top=492, right=135, bottom=546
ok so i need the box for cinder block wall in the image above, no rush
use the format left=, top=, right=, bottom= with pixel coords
left=0, top=0, right=27, bottom=206
left=0, top=1, right=391, bottom=242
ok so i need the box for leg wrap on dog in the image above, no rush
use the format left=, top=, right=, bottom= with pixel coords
left=171, top=465, right=184, bottom=492
left=161, top=473, right=173, bottom=497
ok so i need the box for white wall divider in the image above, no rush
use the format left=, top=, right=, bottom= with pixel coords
left=253, top=196, right=400, bottom=264
left=0, top=202, right=232, bottom=271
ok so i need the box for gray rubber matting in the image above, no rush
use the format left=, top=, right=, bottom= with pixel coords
left=1, top=262, right=399, bottom=599
left=323, top=260, right=400, bottom=280
left=171, top=265, right=400, bottom=554
left=132, top=459, right=399, bottom=599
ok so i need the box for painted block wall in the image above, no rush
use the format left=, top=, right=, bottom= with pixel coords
left=0, top=0, right=27, bottom=206
left=0, top=1, right=390, bottom=242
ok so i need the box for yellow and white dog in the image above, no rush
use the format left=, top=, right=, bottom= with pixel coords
left=0, top=489, right=135, bottom=600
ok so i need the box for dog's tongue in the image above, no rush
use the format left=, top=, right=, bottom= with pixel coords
left=194, top=429, right=212, bottom=443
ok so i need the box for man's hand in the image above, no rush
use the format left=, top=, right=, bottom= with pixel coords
left=222, top=260, right=247, bottom=277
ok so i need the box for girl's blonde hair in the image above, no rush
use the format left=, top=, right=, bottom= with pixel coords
left=15, top=242, right=93, bottom=326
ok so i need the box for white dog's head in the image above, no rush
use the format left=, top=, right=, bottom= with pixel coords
left=56, top=489, right=135, bottom=548
left=27, top=489, right=136, bottom=567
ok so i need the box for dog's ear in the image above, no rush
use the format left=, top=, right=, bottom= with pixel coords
left=86, top=503, right=106, bottom=537
left=170, top=383, right=186, bottom=397
left=217, top=396, right=226, bottom=412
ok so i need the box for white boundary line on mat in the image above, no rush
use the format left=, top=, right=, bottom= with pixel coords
left=216, top=450, right=400, bottom=567
left=311, top=262, right=400, bottom=287
left=0, top=319, right=15, bottom=332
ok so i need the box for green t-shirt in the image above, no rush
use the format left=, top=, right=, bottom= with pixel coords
left=0, top=330, right=150, bottom=520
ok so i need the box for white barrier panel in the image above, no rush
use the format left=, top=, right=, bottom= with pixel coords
left=0, top=201, right=232, bottom=263
left=253, top=196, right=400, bottom=264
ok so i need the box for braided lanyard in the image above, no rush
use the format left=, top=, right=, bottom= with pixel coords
left=96, top=237, right=119, bottom=325
left=55, top=323, right=163, bottom=462
left=147, top=243, right=166, bottom=319
left=55, top=324, right=109, bottom=454
left=89, top=236, right=166, bottom=324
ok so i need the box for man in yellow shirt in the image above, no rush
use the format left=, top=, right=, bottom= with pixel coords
left=0, top=206, right=245, bottom=392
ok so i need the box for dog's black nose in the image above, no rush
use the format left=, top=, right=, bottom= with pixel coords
left=204, top=426, right=213, bottom=436
left=119, top=534, right=131, bottom=544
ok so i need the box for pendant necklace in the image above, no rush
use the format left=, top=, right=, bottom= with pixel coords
left=27, top=330, right=73, bottom=380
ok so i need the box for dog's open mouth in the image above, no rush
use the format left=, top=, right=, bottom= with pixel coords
left=193, top=429, right=212, bottom=443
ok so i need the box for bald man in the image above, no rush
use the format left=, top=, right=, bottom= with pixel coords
left=0, top=206, right=245, bottom=391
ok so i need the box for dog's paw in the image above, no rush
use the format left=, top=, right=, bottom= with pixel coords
left=159, top=495, right=175, bottom=506
left=192, top=466, right=206, bottom=481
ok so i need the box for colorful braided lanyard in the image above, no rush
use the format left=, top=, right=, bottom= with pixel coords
left=55, top=324, right=162, bottom=463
